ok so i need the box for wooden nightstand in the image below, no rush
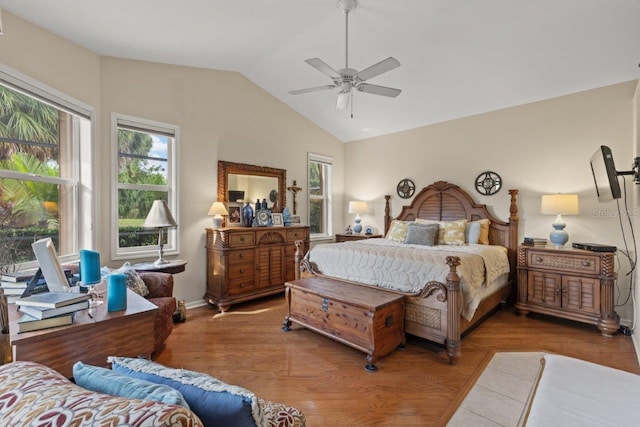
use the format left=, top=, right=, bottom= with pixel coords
left=335, top=233, right=383, bottom=243
left=515, top=245, right=619, bottom=336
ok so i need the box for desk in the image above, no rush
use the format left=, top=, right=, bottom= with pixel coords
left=9, top=289, right=157, bottom=378
left=132, top=259, right=187, bottom=275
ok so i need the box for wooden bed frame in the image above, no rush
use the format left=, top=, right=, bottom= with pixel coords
left=296, top=181, right=519, bottom=363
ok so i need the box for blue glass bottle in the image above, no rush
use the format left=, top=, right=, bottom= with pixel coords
left=243, top=202, right=254, bottom=227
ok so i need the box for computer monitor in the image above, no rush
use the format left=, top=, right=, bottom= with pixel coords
left=31, top=237, right=70, bottom=292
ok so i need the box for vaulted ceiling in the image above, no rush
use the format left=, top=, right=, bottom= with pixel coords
left=1, top=0, right=638, bottom=142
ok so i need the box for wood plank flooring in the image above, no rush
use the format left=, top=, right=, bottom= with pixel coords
left=154, top=295, right=639, bottom=427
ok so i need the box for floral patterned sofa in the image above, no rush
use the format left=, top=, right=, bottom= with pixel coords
left=0, top=360, right=306, bottom=427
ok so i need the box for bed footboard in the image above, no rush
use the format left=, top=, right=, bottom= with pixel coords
left=294, top=241, right=462, bottom=363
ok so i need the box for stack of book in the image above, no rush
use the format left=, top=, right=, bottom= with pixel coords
left=1, top=269, right=40, bottom=304
left=523, top=237, right=548, bottom=247
left=14, top=292, right=92, bottom=333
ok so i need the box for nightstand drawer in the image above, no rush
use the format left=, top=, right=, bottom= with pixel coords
left=527, top=251, right=600, bottom=275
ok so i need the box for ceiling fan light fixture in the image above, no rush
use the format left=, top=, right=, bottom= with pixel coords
left=289, top=0, right=401, bottom=114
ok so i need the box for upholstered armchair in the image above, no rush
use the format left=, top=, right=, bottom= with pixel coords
left=138, top=272, right=176, bottom=352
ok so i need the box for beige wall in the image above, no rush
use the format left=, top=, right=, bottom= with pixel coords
left=1, top=12, right=343, bottom=306
left=100, top=57, right=344, bottom=304
left=345, top=81, right=639, bottom=324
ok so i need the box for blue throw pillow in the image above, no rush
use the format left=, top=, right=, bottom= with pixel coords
left=72, top=361, right=190, bottom=408
left=108, top=356, right=261, bottom=427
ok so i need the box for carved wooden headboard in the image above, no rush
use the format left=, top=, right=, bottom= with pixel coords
left=384, top=181, right=519, bottom=284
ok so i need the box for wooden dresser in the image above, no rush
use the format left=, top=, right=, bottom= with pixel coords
left=205, top=226, right=310, bottom=312
left=516, top=245, right=619, bottom=336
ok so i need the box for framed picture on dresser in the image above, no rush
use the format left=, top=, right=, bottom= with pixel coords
left=226, top=202, right=242, bottom=227
left=272, top=213, right=284, bottom=226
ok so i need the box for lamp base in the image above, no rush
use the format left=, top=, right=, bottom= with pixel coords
left=353, top=216, right=362, bottom=235
left=549, top=220, right=569, bottom=248
left=212, top=215, right=223, bottom=229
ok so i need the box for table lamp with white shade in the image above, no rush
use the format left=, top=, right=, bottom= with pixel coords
left=348, top=201, right=367, bottom=235
left=143, top=200, right=177, bottom=265
left=541, top=194, right=579, bottom=248
left=208, top=201, right=228, bottom=229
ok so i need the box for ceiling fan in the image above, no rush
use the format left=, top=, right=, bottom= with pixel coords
left=289, top=0, right=401, bottom=112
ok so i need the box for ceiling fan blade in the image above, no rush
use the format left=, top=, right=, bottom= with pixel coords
left=336, top=90, right=350, bottom=109
left=357, top=83, right=402, bottom=97
left=355, top=57, right=400, bottom=82
left=289, top=85, right=336, bottom=95
left=305, top=58, right=341, bottom=79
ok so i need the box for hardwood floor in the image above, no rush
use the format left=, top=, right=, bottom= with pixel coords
left=154, top=295, right=639, bottom=427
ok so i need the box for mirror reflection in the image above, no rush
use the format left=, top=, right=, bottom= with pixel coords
left=228, top=174, right=278, bottom=209
left=217, top=161, right=286, bottom=213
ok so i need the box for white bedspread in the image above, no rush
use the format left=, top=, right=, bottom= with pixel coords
left=307, top=239, right=510, bottom=319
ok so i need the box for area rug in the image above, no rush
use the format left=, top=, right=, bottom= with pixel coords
left=446, top=351, right=545, bottom=427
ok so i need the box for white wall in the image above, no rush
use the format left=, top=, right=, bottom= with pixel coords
left=345, top=81, right=639, bottom=324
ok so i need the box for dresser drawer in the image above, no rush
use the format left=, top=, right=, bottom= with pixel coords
left=228, top=277, right=255, bottom=295
left=228, top=249, right=254, bottom=265
left=286, top=228, right=308, bottom=242
left=228, top=263, right=254, bottom=279
left=527, top=251, right=600, bottom=275
left=229, top=232, right=255, bottom=248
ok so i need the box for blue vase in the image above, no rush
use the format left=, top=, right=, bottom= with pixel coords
left=243, top=203, right=254, bottom=227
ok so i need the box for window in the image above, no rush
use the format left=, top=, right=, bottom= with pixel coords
left=308, top=153, right=333, bottom=238
left=112, top=114, right=178, bottom=259
left=0, top=67, right=93, bottom=268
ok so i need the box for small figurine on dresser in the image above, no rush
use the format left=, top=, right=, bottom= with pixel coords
left=345, top=225, right=353, bottom=235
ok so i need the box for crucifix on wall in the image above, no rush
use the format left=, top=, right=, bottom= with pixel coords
left=287, top=180, right=303, bottom=214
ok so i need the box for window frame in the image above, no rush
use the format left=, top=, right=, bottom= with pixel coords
left=110, top=113, right=179, bottom=260
left=307, top=152, right=333, bottom=240
left=0, top=62, right=95, bottom=267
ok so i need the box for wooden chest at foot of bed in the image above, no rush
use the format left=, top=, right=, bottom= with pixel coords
left=282, top=276, right=405, bottom=372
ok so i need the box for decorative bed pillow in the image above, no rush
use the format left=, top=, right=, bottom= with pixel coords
left=109, top=356, right=262, bottom=427
left=113, top=262, right=149, bottom=297
left=404, top=223, right=439, bottom=246
left=438, top=219, right=467, bottom=245
left=465, top=221, right=482, bottom=244
left=386, top=220, right=411, bottom=242
left=73, top=361, right=190, bottom=408
left=415, top=218, right=467, bottom=245
left=475, top=219, right=491, bottom=245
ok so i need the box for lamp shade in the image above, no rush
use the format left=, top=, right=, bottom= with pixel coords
left=541, top=194, right=579, bottom=215
left=143, top=200, right=177, bottom=228
left=348, top=201, right=367, bottom=215
left=207, top=201, right=229, bottom=216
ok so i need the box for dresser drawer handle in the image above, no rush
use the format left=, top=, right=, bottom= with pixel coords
left=239, top=283, right=245, bottom=288
left=582, top=261, right=591, bottom=267
left=239, top=269, right=244, bottom=274
left=535, top=256, right=543, bottom=263
left=240, top=236, right=246, bottom=241
left=239, top=253, right=244, bottom=259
